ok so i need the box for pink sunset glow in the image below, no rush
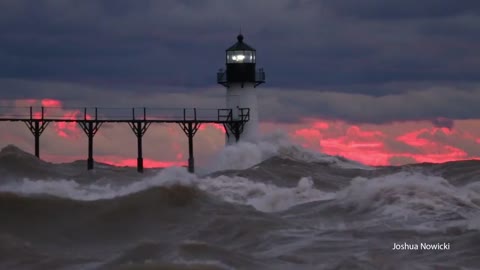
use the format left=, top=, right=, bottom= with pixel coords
left=289, top=119, right=480, bottom=166
left=2, top=99, right=480, bottom=167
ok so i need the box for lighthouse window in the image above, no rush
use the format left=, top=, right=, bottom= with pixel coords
left=232, top=54, right=245, bottom=61
left=227, top=51, right=255, bottom=63
left=244, top=51, right=254, bottom=62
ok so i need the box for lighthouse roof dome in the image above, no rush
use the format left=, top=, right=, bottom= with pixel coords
left=226, top=34, right=256, bottom=51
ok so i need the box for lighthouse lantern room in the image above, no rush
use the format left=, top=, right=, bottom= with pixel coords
left=218, top=34, right=265, bottom=144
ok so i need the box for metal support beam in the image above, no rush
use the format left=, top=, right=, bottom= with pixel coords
left=78, top=121, right=103, bottom=170
left=24, top=120, right=50, bottom=158
left=224, top=122, right=243, bottom=142
left=128, top=121, right=151, bottom=173
left=224, top=108, right=249, bottom=142
left=179, top=122, right=201, bottom=173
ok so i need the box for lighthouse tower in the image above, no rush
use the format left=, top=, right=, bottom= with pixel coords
left=217, top=34, right=265, bottom=144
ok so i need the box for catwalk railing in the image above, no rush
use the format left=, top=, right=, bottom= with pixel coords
left=0, top=106, right=250, bottom=173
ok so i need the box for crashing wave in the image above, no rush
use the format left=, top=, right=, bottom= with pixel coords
left=204, top=131, right=371, bottom=173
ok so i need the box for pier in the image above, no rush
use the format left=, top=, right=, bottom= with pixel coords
left=0, top=106, right=250, bottom=173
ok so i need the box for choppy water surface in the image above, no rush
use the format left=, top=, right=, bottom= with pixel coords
left=1, top=136, right=479, bottom=270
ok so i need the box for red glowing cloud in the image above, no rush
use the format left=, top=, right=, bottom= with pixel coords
left=53, top=111, right=82, bottom=138
left=292, top=120, right=390, bottom=165
left=10, top=99, right=87, bottom=139
left=290, top=118, right=480, bottom=166
left=41, top=99, right=62, bottom=107
left=397, top=129, right=433, bottom=147
left=394, top=127, right=470, bottom=163
left=198, top=123, right=226, bottom=134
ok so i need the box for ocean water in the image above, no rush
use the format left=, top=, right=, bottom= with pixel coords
left=0, top=133, right=479, bottom=270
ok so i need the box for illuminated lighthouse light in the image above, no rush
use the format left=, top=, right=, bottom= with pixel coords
left=227, top=49, right=255, bottom=63
left=232, top=54, right=245, bottom=61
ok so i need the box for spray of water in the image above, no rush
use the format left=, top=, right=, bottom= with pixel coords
left=203, top=130, right=370, bottom=173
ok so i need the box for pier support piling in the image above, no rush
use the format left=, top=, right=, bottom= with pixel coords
left=223, top=108, right=249, bottom=143
left=78, top=121, right=103, bottom=170
left=24, top=120, right=50, bottom=158
left=224, top=122, right=243, bottom=142
left=128, top=121, right=151, bottom=173
left=179, top=122, right=201, bottom=173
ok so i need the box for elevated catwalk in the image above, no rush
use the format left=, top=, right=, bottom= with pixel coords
left=0, top=106, right=250, bottom=173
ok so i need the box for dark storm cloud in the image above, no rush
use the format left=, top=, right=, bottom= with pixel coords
left=432, top=117, right=454, bottom=129
left=0, top=0, right=233, bottom=87
left=1, top=0, right=480, bottom=123
left=321, top=0, right=480, bottom=20
left=259, top=85, right=480, bottom=124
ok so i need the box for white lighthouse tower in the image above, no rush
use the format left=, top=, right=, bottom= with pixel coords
left=217, top=34, right=265, bottom=144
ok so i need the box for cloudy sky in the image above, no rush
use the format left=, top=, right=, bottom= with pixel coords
left=1, top=0, right=480, bottom=167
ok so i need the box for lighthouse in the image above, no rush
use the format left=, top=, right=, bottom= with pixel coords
left=217, top=34, right=265, bottom=144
